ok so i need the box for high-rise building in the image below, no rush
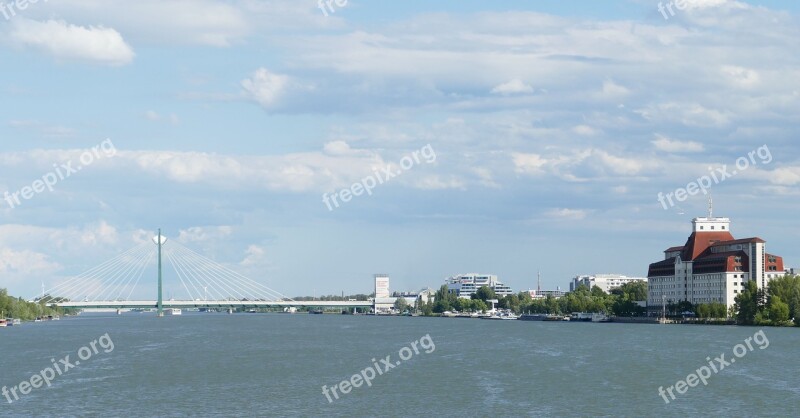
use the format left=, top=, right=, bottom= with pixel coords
left=445, top=274, right=513, bottom=299
left=374, top=274, right=390, bottom=299
left=569, top=274, right=647, bottom=293
left=647, top=207, right=784, bottom=313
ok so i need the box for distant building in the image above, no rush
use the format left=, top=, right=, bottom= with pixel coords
left=445, top=274, right=513, bottom=299
left=374, top=274, right=393, bottom=313
left=570, top=274, right=647, bottom=293
left=526, top=289, right=566, bottom=299
left=374, top=274, right=390, bottom=299
left=647, top=207, right=785, bottom=314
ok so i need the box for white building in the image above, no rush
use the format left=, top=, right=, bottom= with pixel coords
left=373, top=274, right=393, bottom=313
left=526, top=289, right=566, bottom=299
left=374, top=274, right=390, bottom=299
left=569, top=274, right=647, bottom=293
left=445, top=274, right=513, bottom=299
left=647, top=211, right=784, bottom=314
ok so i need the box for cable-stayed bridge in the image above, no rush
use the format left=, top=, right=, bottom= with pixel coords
left=37, top=230, right=372, bottom=315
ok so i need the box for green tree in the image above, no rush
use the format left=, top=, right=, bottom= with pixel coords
left=591, top=286, right=607, bottom=298
left=794, top=306, right=800, bottom=327
left=768, top=295, right=790, bottom=325
left=734, top=280, right=762, bottom=325
left=472, top=286, right=496, bottom=303
left=394, top=297, right=409, bottom=312
left=767, top=275, right=800, bottom=319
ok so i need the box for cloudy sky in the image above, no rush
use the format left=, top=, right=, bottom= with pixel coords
left=1, top=0, right=799, bottom=300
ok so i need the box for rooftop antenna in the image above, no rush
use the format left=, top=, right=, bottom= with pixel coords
left=537, top=271, right=541, bottom=293
left=708, top=196, right=713, bottom=219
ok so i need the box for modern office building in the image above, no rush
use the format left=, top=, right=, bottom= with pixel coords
left=647, top=208, right=784, bottom=314
left=445, top=274, right=514, bottom=299
left=569, top=274, right=647, bottom=293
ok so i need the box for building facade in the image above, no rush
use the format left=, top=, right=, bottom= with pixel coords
left=445, top=274, right=513, bottom=299
left=569, top=274, right=647, bottom=293
left=647, top=214, right=784, bottom=314
left=526, top=289, right=566, bottom=299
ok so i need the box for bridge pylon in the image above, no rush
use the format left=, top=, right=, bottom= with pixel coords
left=153, top=229, right=167, bottom=317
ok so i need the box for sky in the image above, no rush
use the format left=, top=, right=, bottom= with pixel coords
left=1, top=0, right=799, bottom=300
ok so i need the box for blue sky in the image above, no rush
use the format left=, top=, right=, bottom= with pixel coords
left=1, top=0, right=799, bottom=299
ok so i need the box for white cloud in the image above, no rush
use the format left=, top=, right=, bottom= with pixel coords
left=546, top=208, right=590, bottom=220
left=240, top=245, right=267, bottom=267
left=491, top=79, right=534, bottom=95
left=600, top=80, right=630, bottom=99
left=241, top=68, right=289, bottom=110
left=572, top=125, right=600, bottom=136
left=9, top=19, right=135, bottom=66
left=413, top=175, right=466, bottom=190
left=177, top=226, right=233, bottom=243
left=512, top=153, right=547, bottom=175
left=721, top=65, right=760, bottom=88
left=145, top=110, right=180, bottom=125
left=652, top=134, right=705, bottom=153
left=79, top=221, right=119, bottom=246
left=635, top=102, right=730, bottom=127
left=0, top=248, right=60, bottom=275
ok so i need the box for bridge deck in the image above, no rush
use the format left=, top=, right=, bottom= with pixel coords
left=54, top=300, right=374, bottom=309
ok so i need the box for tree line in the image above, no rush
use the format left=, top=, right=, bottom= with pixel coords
left=411, top=281, right=650, bottom=317
left=734, top=274, right=800, bottom=326
left=0, top=289, right=66, bottom=321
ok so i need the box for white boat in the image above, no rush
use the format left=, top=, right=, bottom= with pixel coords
left=592, top=313, right=610, bottom=322
left=0, top=319, right=7, bottom=328
left=165, top=308, right=182, bottom=316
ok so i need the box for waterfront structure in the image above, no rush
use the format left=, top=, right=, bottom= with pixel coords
left=526, top=289, right=566, bottom=299
left=647, top=206, right=784, bottom=314
left=445, top=274, right=513, bottom=299
left=569, top=274, right=647, bottom=293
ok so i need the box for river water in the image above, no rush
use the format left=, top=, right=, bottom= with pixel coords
left=0, top=313, right=797, bottom=417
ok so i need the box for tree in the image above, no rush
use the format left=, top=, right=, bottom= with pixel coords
left=696, top=304, right=710, bottom=319
left=472, top=286, right=496, bottom=303
left=767, top=275, right=800, bottom=320
left=394, top=297, right=409, bottom=312
left=794, top=306, right=800, bottom=327
left=591, top=286, right=608, bottom=298
left=735, top=280, right=762, bottom=325
left=768, top=295, right=790, bottom=325
left=545, top=295, right=560, bottom=314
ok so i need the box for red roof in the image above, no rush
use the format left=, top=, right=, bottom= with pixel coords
left=711, top=237, right=766, bottom=246
left=680, top=231, right=735, bottom=261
